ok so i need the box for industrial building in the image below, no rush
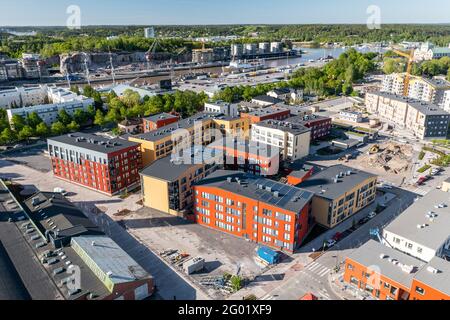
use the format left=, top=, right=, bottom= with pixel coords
left=365, top=91, right=450, bottom=139
left=382, top=189, right=450, bottom=263
left=0, top=181, right=154, bottom=300
left=48, top=133, right=142, bottom=196
left=250, top=95, right=284, bottom=107
left=344, top=240, right=450, bottom=300
left=251, top=119, right=311, bottom=161
left=298, top=165, right=377, bottom=229
left=193, top=170, right=314, bottom=253
left=139, top=146, right=219, bottom=217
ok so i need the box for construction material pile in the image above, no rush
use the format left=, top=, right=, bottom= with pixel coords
left=360, top=142, right=413, bottom=174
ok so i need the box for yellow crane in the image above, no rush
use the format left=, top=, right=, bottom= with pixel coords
left=392, top=48, right=415, bottom=97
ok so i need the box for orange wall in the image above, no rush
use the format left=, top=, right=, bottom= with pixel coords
left=193, top=185, right=311, bottom=253
left=409, top=279, right=450, bottom=300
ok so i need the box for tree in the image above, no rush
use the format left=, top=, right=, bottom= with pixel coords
left=26, top=112, right=43, bottom=129
left=18, top=125, right=35, bottom=142
left=73, top=109, right=88, bottom=125
left=35, top=122, right=50, bottom=137
left=51, top=121, right=67, bottom=136
left=57, top=109, right=72, bottom=125
left=1, top=128, right=17, bottom=144
left=94, top=109, right=107, bottom=128
left=11, top=114, right=26, bottom=131
left=230, top=275, right=242, bottom=292
left=70, top=85, right=80, bottom=95
left=67, top=121, right=80, bottom=132
left=122, top=89, right=141, bottom=108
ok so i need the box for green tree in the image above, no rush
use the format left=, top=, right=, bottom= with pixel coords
left=51, top=121, right=67, bottom=135
left=94, top=109, right=107, bottom=128
left=73, top=109, right=88, bottom=125
left=1, top=127, right=17, bottom=144
left=18, top=125, right=35, bottom=142
left=67, top=121, right=80, bottom=132
left=57, top=109, right=72, bottom=125
left=230, top=275, right=242, bottom=292
left=26, top=112, right=43, bottom=129
left=11, top=114, right=26, bottom=131
left=35, top=122, right=50, bottom=137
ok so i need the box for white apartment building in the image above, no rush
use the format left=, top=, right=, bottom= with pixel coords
left=338, top=110, right=364, bottom=123
left=3, top=86, right=94, bottom=126
left=204, top=101, right=239, bottom=117
left=381, top=73, right=405, bottom=96
left=251, top=120, right=311, bottom=161
left=382, top=190, right=450, bottom=263
left=0, top=86, right=48, bottom=109
left=366, top=91, right=450, bottom=139
left=414, top=42, right=450, bottom=62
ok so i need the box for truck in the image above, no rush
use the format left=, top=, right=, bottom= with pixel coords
left=183, top=257, right=205, bottom=275
left=257, top=246, right=281, bottom=265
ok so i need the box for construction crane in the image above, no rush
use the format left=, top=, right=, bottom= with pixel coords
left=392, top=48, right=415, bottom=97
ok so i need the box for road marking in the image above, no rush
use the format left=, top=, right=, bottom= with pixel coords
left=318, top=268, right=331, bottom=277
left=308, top=262, right=321, bottom=271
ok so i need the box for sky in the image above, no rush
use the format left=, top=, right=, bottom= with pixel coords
left=0, top=0, right=449, bottom=26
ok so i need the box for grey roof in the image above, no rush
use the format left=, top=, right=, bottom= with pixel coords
left=415, top=257, right=450, bottom=296
left=347, top=240, right=425, bottom=289
left=299, top=165, right=377, bottom=200
left=289, top=164, right=316, bottom=180
left=143, top=112, right=178, bottom=123
left=287, top=114, right=331, bottom=125
left=255, top=119, right=311, bottom=135
left=22, top=192, right=102, bottom=238
left=252, top=95, right=283, bottom=104
left=0, top=240, right=31, bottom=300
left=71, top=236, right=150, bottom=284
left=134, top=112, right=219, bottom=142
left=140, top=146, right=220, bottom=182
left=195, top=170, right=314, bottom=213
left=245, top=106, right=289, bottom=117
left=383, top=190, right=450, bottom=251
left=48, top=133, right=140, bottom=154
left=208, top=139, right=281, bottom=159
left=421, top=77, right=450, bottom=88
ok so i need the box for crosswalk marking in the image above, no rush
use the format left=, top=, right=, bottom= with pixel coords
left=318, top=268, right=331, bottom=277
left=305, top=262, right=331, bottom=278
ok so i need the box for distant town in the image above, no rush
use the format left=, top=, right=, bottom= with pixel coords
left=1, top=20, right=450, bottom=304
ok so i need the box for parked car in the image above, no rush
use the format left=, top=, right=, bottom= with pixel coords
left=368, top=212, right=377, bottom=219
left=325, top=239, right=337, bottom=248
left=332, top=232, right=343, bottom=242
left=358, top=217, right=370, bottom=225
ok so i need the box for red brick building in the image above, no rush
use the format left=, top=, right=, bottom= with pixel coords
left=241, top=106, right=290, bottom=125
left=193, top=170, right=314, bottom=253
left=286, top=115, right=332, bottom=141
left=142, top=113, right=179, bottom=133
left=48, top=133, right=142, bottom=196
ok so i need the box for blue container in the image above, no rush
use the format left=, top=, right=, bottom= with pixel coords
left=257, top=246, right=280, bottom=265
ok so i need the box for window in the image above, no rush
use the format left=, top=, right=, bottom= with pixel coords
left=347, top=264, right=354, bottom=271
left=415, top=287, right=425, bottom=296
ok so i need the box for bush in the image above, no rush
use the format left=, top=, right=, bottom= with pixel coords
left=417, top=165, right=432, bottom=173
left=418, top=151, right=426, bottom=161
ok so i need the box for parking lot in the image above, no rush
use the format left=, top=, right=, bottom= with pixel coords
left=0, top=144, right=51, bottom=173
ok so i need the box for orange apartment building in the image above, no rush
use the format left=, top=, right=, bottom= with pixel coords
left=142, top=112, right=180, bottom=133
left=344, top=240, right=450, bottom=300
left=193, top=170, right=314, bottom=253
left=240, top=106, right=291, bottom=125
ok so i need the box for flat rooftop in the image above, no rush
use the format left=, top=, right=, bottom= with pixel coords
left=48, top=133, right=140, bottom=154
left=244, top=106, right=289, bottom=118
left=299, top=165, right=377, bottom=200
left=208, top=139, right=281, bottom=159
left=143, top=112, right=179, bottom=123
left=133, top=112, right=219, bottom=142
left=415, top=257, right=450, bottom=297
left=383, top=190, right=450, bottom=252
left=71, top=235, right=150, bottom=285
left=347, top=240, right=426, bottom=289
left=252, top=95, right=283, bottom=104
left=195, top=170, right=314, bottom=213
left=140, top=146, right=220, bottom=182
left=254, top=119, right=311, bottom=135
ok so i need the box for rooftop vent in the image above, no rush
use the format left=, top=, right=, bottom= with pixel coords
left=107, top=271, right=113, bottom=277
left=273, top=191, right=280, bottom=198
left=379, top=254, right=389, bottom=259
left=227, top=177, right=233, bottom=183
left=427, top=266, right=440, bottom=274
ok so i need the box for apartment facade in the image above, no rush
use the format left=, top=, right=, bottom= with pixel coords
left=204, top=101, right=239, bottom=117
left=130, top=113, right=250, bottom=167
left=142, top=112, right=179, bottom=133
left=251, top=119, right=311, bottom=161
left=299, top=165, right=377, bottom=229
left=140, top=149, right=218, bottom=217
left=365, top=91, right=450, bottom=139
left=48, top=133, right=142, bottom=196
left=193, top=170, right=314, bottom=253
left=344, top=240, right=450, bottom=300
left=287, top=115, right=332, bottom=141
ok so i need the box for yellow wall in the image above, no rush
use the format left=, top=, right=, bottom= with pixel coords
left=141, top=176, right=170, bottom=213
